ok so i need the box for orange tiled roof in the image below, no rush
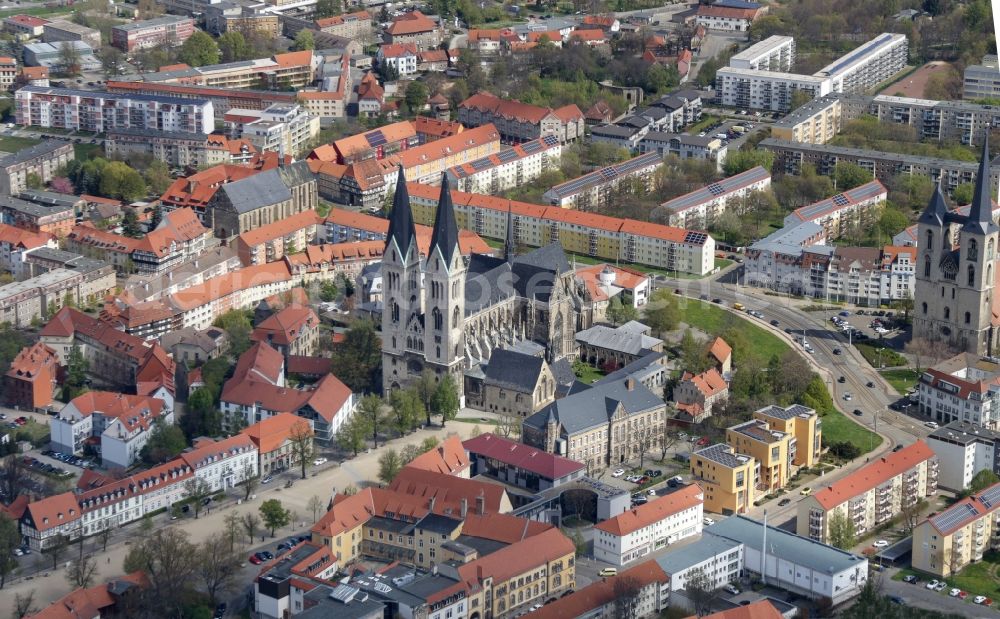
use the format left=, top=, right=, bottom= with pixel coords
left=222, top=372, right=351, bottom=424
left=524, top=560, right=667, bottom=619
left=390, top=123, right=499, bottom=169
left=315, top=9, right=370, bottom=27
left=250, top=305, right=319, bottom=347
left=684, top=600, right=784, bottom=619
left=594, top=485, right=703, bottom=536
left=570, top=29, right=606, bottom=42
left=385, top=10, right=436, bottom=35
left=813, top=440, right=935, bottom=510
left=418, top=49, right=448, bottom=63
left=66, top=391, right=166, bottom=433
left=709, top=337, right=732, bottom=365
left=24, top=492, right=80, bottom=533
left=26, top=572, right=149, bottom=619
left=5, top=342, right=57, bottom=381
left=180, top=433, right=256, bottom=470
left=231, top=340, right=285, bottom=385
left=403, top=435, right=470, bottom=475
left=330, top=120, right=416, bottom=162
left=414, top=116, right=462, bottom=138
left=242, top=412, right=310, bottom=454
left=20, top=66, right=49, bottom=79
left=238, top=209, right=321, bottom=248
left=456, top=527, right=573, bottom=587
left=168, top=262, right=293, bottom=311
left=389, top=467, right=508, bottom=514
left=274, top=50, right=313, bottom=67
left=582, top=14, right=616, bottom=26
left=682, top=367, right=728, bottom=398
left=380, top=42, right=418, bottom=58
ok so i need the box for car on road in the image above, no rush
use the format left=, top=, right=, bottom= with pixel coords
left=800, top=487, right=812, bottom=496
left=949, top=588, right=961, bottom=597
left=839, top=310, right=851, bottom=317
left=872, top=540, right=889, bottom=548
left=926, top=580, right=940, bottom=590
left=724, top=584, right=740, bottom=595
left=934, top=582, right=947, bottom=592
left=975, top=596, right=988, bottom=604
left=889, top=596, right=904, bottom=605
left=770, top=319, right=780, bottom=326
left=843, top=393, right=852, bottom=401
left=959, top=591, right=969, bottom=599
left=313, top=457, right=328, bottom=466
left=778, top=498, right=791, bottom=506
left=902, top=575, right=919, bottom=584
left=833, top=347, right=842, bottom=355
left=249, top=553, right=265, bottom=565
left=703, top=517, right=715, bottom=525
left=599, top=568, right=618, bottom=577
left=866, top=381, right=875, bottom=387
left=838, top=376, right=846, bottom=383
left=647, top=488, right=656, bottom=495
left=712, top=298, right=722, bottom=304
left=924, top=422, right=939, bottom=429
left=853, top=409, right=863, bottom=416
left=261, top=475, right=273, bottom=484
left=612, top=468, right=625, bottom=477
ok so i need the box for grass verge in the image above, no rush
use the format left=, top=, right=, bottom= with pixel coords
left=680, top=299, right=788, bottom=363
left=880, top=368, right=920, bottom=395
left=856, top=342, right=907, bottom=368
left=74, top=143, right=104, bottom=161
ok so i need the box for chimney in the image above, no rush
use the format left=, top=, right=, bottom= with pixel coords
left=460, top=498, right=468, bottom=519
left=476, top=495, right=485, bottom=516
left=428, top=496, right=436, bottom=511
left=626, top=377, right=635, bottom=391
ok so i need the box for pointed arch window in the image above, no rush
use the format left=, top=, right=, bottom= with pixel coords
left=966, top=312, right=972, bottom=324
left=969, top=264, right=976, bottom=287
left=453, top=306, right=460, bottom=328
left=989, top=238, right=995, bottom=259
left=433, top=308, right=443, bottom=331
left=945, top=307, right=951, bottom=320
left=969, top=238, right=979, bottom=260
left=927, top=230, right=934, bottom=249
left=392, top=302, right=400, bottom=323
left=924, top=256, right=931, bottom=277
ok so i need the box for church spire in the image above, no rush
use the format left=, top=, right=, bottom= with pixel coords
left=919, top=177, right=949, bottom=228
left=964, top=133, right=999, bottom=234
left=429, top=173, right=460, bottom=266
left=385, top=167, right=417, bottom=261
left=504, top=201, right=515, bottom=263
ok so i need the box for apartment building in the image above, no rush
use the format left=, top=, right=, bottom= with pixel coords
left=542, top=152, right=662, bottom=210
left=281, top=10, right=372, bottom=41
left=0, top=139, right=74, bottom=196
left=107, top=80, right=298, bottom=120
left=136, top=50, right=315, bottom=91
left=2, top=341, right=58, bottom=410
left=224, top=104, right=319, bottom=157
left=690, top=443, right=757, bottom=515
left=657, top=165, right=771, bottom=229
left=726, top=419, right=794, bottom=494
left=405, top=182, right=717, bottom=275
left=868, top=94, right=1000, bottom=146
left=639, top=133, right=727, bottom=169
left=0, top=56, right=15, bottom=92
left=253, top=542, right=341, bottom=619
left=797, top=440, right=937, bottom=543
left=166, top=262, right=295, bottom=330
left=242, top=412, right=313, bottom=476
left=522, top=377, right=667, bottom=474
left=0, top=264, right=116, bottom=329
left=964, top=55, right=1000, bottom=100
left=716, top=68, right=831, bottom=113
left=918, top=353, right=1000, bottom=429
left=105, top=129, right=258, bottom=168
left=0, top=195, right=74, bottom=238
left=234, top=209, right=321, bottom=266
left=0, top=224, right=55, bottom=278
left=771, top=94, right=850, bottom=144
left=753, top=404, right=822, bottom=468
left=760, top=138, right=1000, bottom=196
left=673, top=368, right=728, bottom=422
left=651, top=536, right=744, bottom=611
left=447, top=134, right=562, bottom=194
left=525, top=560, right=669, bottom=619
left=15, top=86, right=214, bottom=135
left=383, top=10, right=440, bottom=50
left=695, top=0, right=766, bottom=32
left=593, top=484, right=704, bottom=566
left=42, top=19, right=101, bottom=49
left=814, top=32, right=908, bottom=95
left=784, top=180, right=887, bottom=239
left=3, top=14, right=48, bottom=39
left=912, top=481, right=1000, bottom=577
left=377, top=43, right=418, bottom=76
left=249, top=305, right=320, bottom=357
left=111, top=15, right=195, bottom=52
left=50, top=391, right=171, bottom=469
left=309, top=119, right=420, bottom=165
left=730, top=35, right=795, bottom=72
left=927, top=421, right=1000, bottom=492
left=458, top=91, right=585, bottom=144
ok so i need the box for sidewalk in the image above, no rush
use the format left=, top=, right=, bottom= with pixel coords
left=3, top=420, right=483, bottom=607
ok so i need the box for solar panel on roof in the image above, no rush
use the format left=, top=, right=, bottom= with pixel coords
left=454, top=167, right=469, bottom=178
left=542, top=134, right=559, bottom=146
left=832, top=194, right=850, bottom=207
left=685, top=232, right=707, bottom=244
left=980, top=484, right=1000, bottom=509
left=367, top=130, right=387, bottom=147
left=931, top=503, right=980, bottom=534
left=708, top=183, right=724, bottom=196
left=600, top=168, right=616, bottom=181
left=521, top=140, right=542, bottom=154
left=497, top=149, right=518, bottom=163
left=470, top=158, right=492, bottom=171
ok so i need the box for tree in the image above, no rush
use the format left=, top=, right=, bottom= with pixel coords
left=97, top=520, right=113, bottom=552
left=100, top=162, right=147, bottom=202
left=182, top=387, right=222, bottom=440
left=835, top=162, right=874, bottom=191
left=25, top=172, right=42, bottom=190
left=400, top=443, right=423, bottom=465
left=318, top=280, right=338, bottom=302
left=952, top=182, right=975, bottom=205
left=827, top=510, right=856, bottom=550
left=289, top=419, right=315, bottom=480
left=241, top=462, right=258, bottom=501
left=140, top=419, right=187, bottom=464
left=65, top=552, right=98, bottom=589
left=336, top=414, right=368, bottom=457
left=307, top=494, right=325, bottom=522
left=970, top=469, right=1000, bottom=494
left=684, top=567, right=716, bottom=616
left=197, top=536, right=242, bottom=606
left=123, top=529, right=197, bottom=618
left=493, top=408, right=521, bottom=440
left=377, top=448, right=402, bottom=484
left=723, top=149, right=774, bottom=176
left=183, top=477, right=211, bottom=519
left=415, top=371, right=437, bottom=427
left=213, top=310, right=252, bottom=356
left=144, top=164, right=172, bottom=198
left=293, top=29, right=315, bottom=51
left=878, top=207, right=909, bottom=237
left=49, top=177, right=74, bottom=194
left=357, top=394, right=385, bottom=448
left=643, top=288, right=681, bottom=335
left=470, top=424, right=483, bottom=438
left=0, top=455, right=28, bottom=503
left=612, top=575, right=642, bottom=619
left=64, top=343, right=89, bottom=400
left=259, top=499, right=291, bottom=537
left=315, top=0, right=342, bottom=17
left=432, top=375, right=460, bottom=427
left=242, top=512, right=261, bottom=545
left=178, top=31, right=220, bottom=67
left=329, top=319, right=382, bottom=392
left=405, top=81, right=429, bottom=113
left=0, top=514, right=19, bottom=589
left=120, top=208, right=142, bottom=238
left=659, top=426, right=679, bottom=461
left=58, top=41, right=82, bottom=75
left=218, top=31, right=250, bottom=63
left=97, top=45, right=125, bottom=76
left=46, top=533, right=70, bottom=570
left=12, top=592, right=36, bottom=619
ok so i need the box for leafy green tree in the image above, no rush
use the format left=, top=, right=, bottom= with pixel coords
left=141, top=419, right=188, bottom=464
left=329, top=319, right=382, bottom=392
left=723, top=149, right=774, bottom=176
left=390, top=387, right=423, bottom=434
left=431, top=374, right=460, bottom=427
left=952, top=182, right=974, bottom=205
left=357, top=394, right=385, bottom=448
left=377, top=448, right=402, bottom=484
left=182, top=388, right=222, bottom=440
left=827, top=510, right=856, bottom=549
left=121, top=209, right=142, bottom=238
left=148, top=204, right=163, bottom=230
left=25, top=172, right=42, bottom=189
left=645, top=63, right=679, bottom=94
left=144, top=162, right=172, bottom=197
left=259, top=499, right=291, bottom=537
left=404, top=81, right=429, bottom=113
left=319, top=280, right=338, bottom=302
left=101, top=161, right=147, bottom=202
left=218, top=31, right=251, bottom=63
left=97, top=45, right=126, bottom=76
left=293, top=29, right=315, bottom=51
left=178, top=31, right=221, bottom=67
left=213, top=310, right=252, bottom=356
left=64, top=344, right=89, bottom=400
left=878, top=207, right=909, bottom=237
left=643, top=288, right=680, bottom=335
left=834, top=162, right=874, bottom=191
left=789, top=88, right=814, bottom=111
left=970, top=469, right=1000, bottom=494
left=336, top=414, right=368, bottom=456
left=183, top=478, right=211, bottom=518
left=0, top=514, right=19, bottom=588
left=315, top=0, right=342, bottom=17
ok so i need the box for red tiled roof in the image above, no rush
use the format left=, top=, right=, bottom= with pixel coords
left=286, top=355, right=332, bottom=376
left=709, top=337, right=732, bottom=365
left=231, top=341, right=285, bottom=385
left=418, top=49, right=448, bottom=63
left=250, top=306, right=319, bottom=347
left=168, top=262, right=293, bottom=311
left=696, top=4, right=763, bottom=19
left=682, top=367, right=728, bottom=398
left=813, top=440, right=935, bottom=510
left=26, top=572, right=148, bottom=619
left=7, top=14, right=48, bottom=26
left=238, top=209, right=322, bottom=248
left=385, top=10, right=436, bottom=35
left=456, top=527, right=574, bottom=587
left=594, top=485, right=703, bottom=536
left=180, top=434, right=256, bottom=469
left=315, top=9, right=370, bottom=27
left=389, top=124, right=500, bottom=170
left=24, top=492, right=80, bottom=533
left=459, top=91, right=563, bottom=124
left=524, top=560, right=667, bottom=619
left=379, top=42, right=418, bottom=58
left=405, top=435, right=471, bottom=475
left=5, top=342, right=58, bottom=381
left=414, top=116, right=462, bottom=138
left=242, top=412, right=311, bottom=454
left=684, top=600, right=784, bottom=619
left=462, top=433, right=585, bottom=480
left=65, top=391, right=166, bottom=434
left=222, top=372, right=351, bottom=424
left=0, top=223, right=54, bottom=249
left=389, top=467, right=508, bottom=513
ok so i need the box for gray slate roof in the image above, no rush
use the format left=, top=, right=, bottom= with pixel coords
left=482, top=349, right=544, bottom=392
left=0, top=139, right=70, bottom=167
left=524, top=377, right=663, bottom=435
left=219, top=169, right=292, bottom=213
left=575, top=323, right=661, bottom=356
left=654, top=535, right=742, bottom=575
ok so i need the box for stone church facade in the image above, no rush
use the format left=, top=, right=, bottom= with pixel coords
left=381, top=170, right=578, bottom=398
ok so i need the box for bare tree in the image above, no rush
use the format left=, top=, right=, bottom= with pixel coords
left=46, top=534, right=69, bottom=570
left=196, top=536, right=242, bottom=606
left=0, top=455, right=28, bottom=502
left=183, top=478, right=211, bottom=519
left=685, top=568, right=717, bottom=617
left=65, top=553, right=98, bottom=588
left=12, top=591, right=36, bottom=619
left=637, top=429, right=655, bottom=469
left=906, top=336, right=943, bottom=374
left=493, top=408, right=521, bottom=440
left=612, top=575, right=643, bottom=619
left=242, top=512, right=261, bottom=545
left=289, top=420, right=315, bottom=480
left=307, top=495, right=325, bottom=523
left=122, top=529, right=197, bottom=619
left=223, top=511, right=242, bottom=553
left=659, top=425, right=679, bottom=461
left=97, top=521, right=113, bottom=552
left=241, top=462, right=258, bottom=501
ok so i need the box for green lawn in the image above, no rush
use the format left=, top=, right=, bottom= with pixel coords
left=821, top=408, right=882, bottom=452
left=74, top=142, right=104, bottom=161
left=680, top=300, right=788, bottom=363
left=688, top=115, right=721, bottom=134
left=856, top=342, right=907, bottom=368
left=880, top=368, right=920, bottom=395
left=0, top=136, right=41, bottom=153
left=895, top=551, right=1000, bottom=599
left=574, top=363, right=605, bottom=384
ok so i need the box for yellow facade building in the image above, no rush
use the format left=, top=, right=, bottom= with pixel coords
left=753, top=404, right=822, bottom=468
left=726, top=419, right=793, bottom=494
left=690, top=443, right=757, bottom=515
left=912, top=481, right=1000, bottom=577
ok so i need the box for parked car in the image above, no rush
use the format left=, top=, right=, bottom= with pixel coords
left=248, top=553, right=264, bottom=565
left=926, top=580, right=940, bottom=590
left=902, top=574, right=919, bottom=584
left=724, top=584, right=741, bottom=595
left=778, top=498, right=791, bottom=507
left=214, top=602, right=227, bottom=619
left=853, top=409, right=863, bottom=416
left=976, top=596, right=989, bottom=604
left=889, top=596, right=905, bottom=605
left=873, top=540, right=889, bottom=548
left=800, top=487, right=812, bottom=496
left=949, top=588, right=961, bottom=597
left=703, top=517, right=715, bottom=525
left=838, top=376, right=846, bottom=383
left=934, top=582, right=947, bottom=592
left=599, top=568, right=618, bottom=577
left=612, top=469, right=625, bottom=478
left=313, top=457, right=328, bottom=466
left=924, top=422, right=939, bottom=429
left=261, top=475, right=273, bottom=484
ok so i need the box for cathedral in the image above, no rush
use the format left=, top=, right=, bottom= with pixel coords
left=913, top=136, right=1000, bottom=356
left=381, top=169, right=578, bottom=396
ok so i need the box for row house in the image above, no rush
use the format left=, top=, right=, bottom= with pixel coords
left=918, top=353, right=1000, bottom=430
left=797, top=440, right=937, bottom=543
left=542, top=152, right=662, bottom=210
left=447, top=135, right=562, bottom=195
left=234, top=209, right=323, bottom=266
left=458, top=91, right=584, bottom=144
left=135, top=50, right=315, bottom=91
left=783, top=180, right=887, bottom=241
left=593, top=485, right=703, bottom=566
left=105, top=129, right=259, bottom=169
left=657, top=165, right=772, bottom=230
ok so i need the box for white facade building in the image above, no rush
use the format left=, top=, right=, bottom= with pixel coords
left=657, top=165, right=771, bottom=229
left=446, top=135, right=562, bottom=195
left=919, top=353, right=1000, bottom=430
left=729, top=35, right=796, bottom=72
left=593, top=485, right=703, bottom=566
left=814, top=32, right=908, bottom=95
left=377, top=44, right=418, bottom=76
left=180, top=434, right=259, bottom=492
left=927, top=421, right=1000, bottom=492
left=716, top=68, right=832, bottom=113
left=653, top=535, right=744, bottom=610
left=225, top=104, right=320, bottom=158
